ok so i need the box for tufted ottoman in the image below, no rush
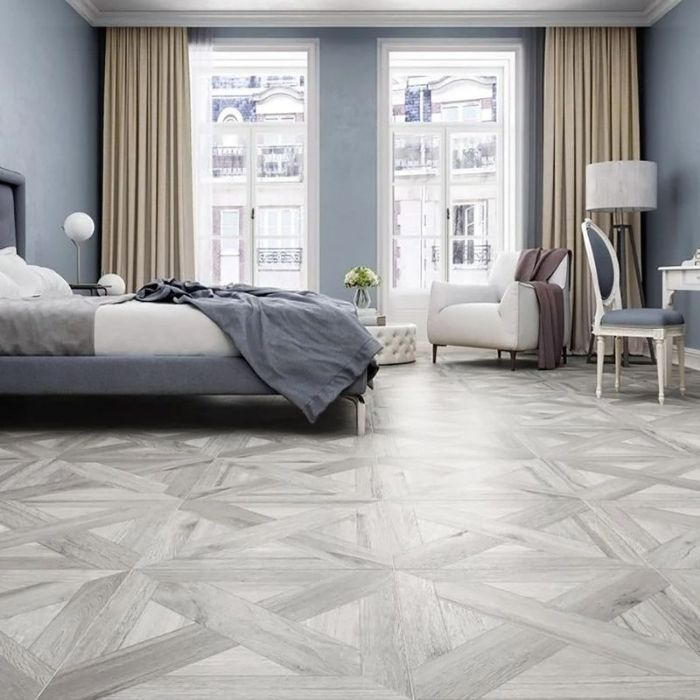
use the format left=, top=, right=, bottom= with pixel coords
left=367, top=323, right=417, bottom=365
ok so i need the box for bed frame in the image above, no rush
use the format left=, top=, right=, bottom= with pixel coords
left=0, top=167, right=368, bottom=434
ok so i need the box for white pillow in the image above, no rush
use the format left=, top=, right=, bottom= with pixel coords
left=0, top=253, right=42, bottom=297
left=28, top=265, right=72, bottom=297
left=0, top=246, right=17, bottom=256
left=0, top=271, right=21, bottom=299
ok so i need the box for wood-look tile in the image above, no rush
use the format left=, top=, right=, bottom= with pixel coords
left=0, top=352, right=699, bottom=699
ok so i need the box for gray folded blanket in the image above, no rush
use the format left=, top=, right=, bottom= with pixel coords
left=135, top=279, right=382, bottom=422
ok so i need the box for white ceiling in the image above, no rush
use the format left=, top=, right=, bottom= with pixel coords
left=65, top=0, right=683, bottom=27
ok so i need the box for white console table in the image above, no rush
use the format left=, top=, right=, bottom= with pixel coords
left=660, top=265, right=700, bottom=383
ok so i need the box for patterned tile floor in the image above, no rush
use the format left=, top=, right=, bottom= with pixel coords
left=1, top=349, right=700, bottom=699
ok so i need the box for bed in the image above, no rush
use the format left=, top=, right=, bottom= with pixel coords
left=0, top=167, right=369, bottom=434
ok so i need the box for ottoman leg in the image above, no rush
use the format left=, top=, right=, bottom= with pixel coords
left=432, top=345, right=438, bottom=364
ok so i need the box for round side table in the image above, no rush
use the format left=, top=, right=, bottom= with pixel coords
left=368, top=323, right=417, bottom=365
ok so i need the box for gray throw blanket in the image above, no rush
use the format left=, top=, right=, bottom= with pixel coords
left=514, top=248, right=570, bottom=370
left=135, top=279, right=382, bottom=422
left=0, top=295, right=130, bottom=356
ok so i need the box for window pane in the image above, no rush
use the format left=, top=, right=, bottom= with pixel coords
left=451, top=133, right=497, bottom=174
left=211, top=52, right=306, bottom=124
left=258, top=206, right=301, bottom=238
left=256, top=133, right=304, bottom=182
left=200, top=236, right=247, bottom=286
left=211, top=131, right=247, bottom=181
left=255, top=245, right=303, bottom=289
left=393, top=184, right=441, bottom=237
left=392, top=73, right=497, bottom=124
left=393, top=133, right=440, bottom=178
left=392, top=237, right=441, bottom=290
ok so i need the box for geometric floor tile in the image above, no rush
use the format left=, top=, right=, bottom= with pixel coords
left=0, top=349, right=699, bottom=698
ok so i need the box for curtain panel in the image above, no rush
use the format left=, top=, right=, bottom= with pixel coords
left=542, top=27, right=641, bottom=354
left=102, top=27, right=195, bottom=292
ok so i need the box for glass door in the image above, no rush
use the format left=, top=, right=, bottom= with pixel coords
left=391, top=130, right=444, bottom=292
left=447, top=130, right=499, bottom=285
left=253, top=129, right=306, bottom=288
left=205, top=126, right=250, bottom=285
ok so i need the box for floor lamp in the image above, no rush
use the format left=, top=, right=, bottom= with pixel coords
left=585, top=160, right=658, bottom=365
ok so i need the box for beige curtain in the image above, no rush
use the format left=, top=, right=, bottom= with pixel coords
left=102, top=27, right=194, bottom=292
left=542, top=27, right=641, bottom=354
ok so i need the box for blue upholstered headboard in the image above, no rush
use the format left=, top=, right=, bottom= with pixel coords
left=0, top=167, right=26, bottom=257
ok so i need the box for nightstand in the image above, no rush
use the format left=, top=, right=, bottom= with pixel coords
left=70, top=283, right=110, bottom=297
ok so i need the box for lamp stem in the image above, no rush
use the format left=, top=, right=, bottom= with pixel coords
left=74, top=240, right=81, bottom=285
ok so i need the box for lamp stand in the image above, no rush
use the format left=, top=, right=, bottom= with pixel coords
left=73, top=240, right=81, bottom=285
left=586, top=213, right=656, bottom=366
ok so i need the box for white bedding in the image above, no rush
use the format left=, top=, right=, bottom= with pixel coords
left=94, top=301, right=239, bottom=357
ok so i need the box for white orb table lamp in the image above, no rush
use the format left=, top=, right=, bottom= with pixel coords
left=63, top=212, right=95, bottom=284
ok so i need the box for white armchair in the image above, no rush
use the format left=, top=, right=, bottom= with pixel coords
left=428, top=251, right=571, bottom=369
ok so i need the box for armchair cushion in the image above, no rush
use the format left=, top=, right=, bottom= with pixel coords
left=487, top=251, right=520, bottom=298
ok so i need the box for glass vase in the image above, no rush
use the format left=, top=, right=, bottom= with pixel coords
left=353, top=287, right=372, bottom=310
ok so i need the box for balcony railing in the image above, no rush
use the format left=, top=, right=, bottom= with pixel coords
left=212, top=146, right=246, bottom=178
left=452, top=241, right=492, bottom=269
left=211, top=145, right=303, bottom=179
left=256, top=247, right=303, bottom=271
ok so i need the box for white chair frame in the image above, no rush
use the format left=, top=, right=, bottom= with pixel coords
left=581, top=219, right=685, bottom=405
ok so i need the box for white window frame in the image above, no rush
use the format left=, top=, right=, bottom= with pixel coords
left=194, top=38, right=320, bottom=290
left=377, top=38, right=524, bottom=314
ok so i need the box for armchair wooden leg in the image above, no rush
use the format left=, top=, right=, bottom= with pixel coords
left=510, top=351, right=517, bottom=371
left=614, top=337, right=622, bottom=392
left=596, top=336, right=605, bottom=399
left=432, top=345, right=438, bottom=364
left=677, top=335, right=686, bottom=396
left=498, top=350, right=502, bottom=360
left=655, top=339, right=665, bottom=405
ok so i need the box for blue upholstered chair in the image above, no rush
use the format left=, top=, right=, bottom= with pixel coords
left=581, top=219, right=686, bottom=405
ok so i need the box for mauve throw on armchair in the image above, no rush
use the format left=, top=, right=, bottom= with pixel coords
left=428, top=250, right=571, bottom=370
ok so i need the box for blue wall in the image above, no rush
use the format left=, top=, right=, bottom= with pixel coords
left=643, top=0, right=700, bottom=349
left=0, top=0, right=102, bottom=282
left=213, top=28, right=542, bottom=300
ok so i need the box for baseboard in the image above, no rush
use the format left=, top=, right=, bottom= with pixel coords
left=673, top=346, right=700, bottom=372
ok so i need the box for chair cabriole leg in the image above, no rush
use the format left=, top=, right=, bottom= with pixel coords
left=596, top=336, right=605, bottom=399
left=614, top=337, right=622, bottom=392
left=655, top=338, right=665, bottom=405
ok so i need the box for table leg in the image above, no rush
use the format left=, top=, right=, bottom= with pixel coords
left=662, top=278, right=674, bottom=387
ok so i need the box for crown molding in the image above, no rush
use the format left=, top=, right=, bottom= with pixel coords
left=63, top=1, right=684, bottom=28
left=64, top=0, right=101, bottom=24
left=644, top=0, right=683, bottom=24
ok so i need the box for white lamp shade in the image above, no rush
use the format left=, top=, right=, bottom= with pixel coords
left=63, top=212, right=95, bottom=243
left=98, top=273, right=126, bottom=296
left=586, top=160, right=657, bottom=213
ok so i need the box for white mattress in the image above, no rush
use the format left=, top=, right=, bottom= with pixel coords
left=94, top=301, right=239, bottom=357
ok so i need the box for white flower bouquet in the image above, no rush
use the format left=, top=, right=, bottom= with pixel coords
left=343, top=266, right=381, bottom=289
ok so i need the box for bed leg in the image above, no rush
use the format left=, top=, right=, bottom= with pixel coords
left=343, top=395, right=367, bottom=436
